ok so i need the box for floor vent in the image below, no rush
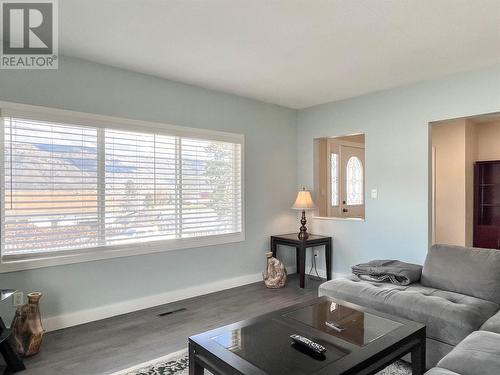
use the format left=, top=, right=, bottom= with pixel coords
left=157, top=307, right=187, bottom=317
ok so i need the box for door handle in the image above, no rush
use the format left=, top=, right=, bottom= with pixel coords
left=342, top=208, right=348, bottom=213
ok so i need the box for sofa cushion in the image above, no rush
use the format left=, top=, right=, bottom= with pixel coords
left=421, top=244, right=500, bottom=304
left=436, top=331, right=500, bottom=375
left=318, top=277, right=498, bottom=346
left=480, top=310, right=500, bottom=334
left=425, top=338, right=454, bottom=369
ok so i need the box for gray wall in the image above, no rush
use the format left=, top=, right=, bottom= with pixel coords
left=0, top=56, right=298, bottom=319
left=298, top=65, right=500, bottom=274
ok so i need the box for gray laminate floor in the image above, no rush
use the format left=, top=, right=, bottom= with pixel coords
left=23, top=274, right=322, bottom=375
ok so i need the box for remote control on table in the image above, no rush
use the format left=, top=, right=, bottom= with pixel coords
left=290, top=334, right=327, bottom=355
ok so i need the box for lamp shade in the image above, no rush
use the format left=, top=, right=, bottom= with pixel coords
left=292, top=188, right=316, bottom=210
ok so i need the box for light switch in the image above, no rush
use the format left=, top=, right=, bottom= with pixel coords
left=371, top=189, right=378, bottom=199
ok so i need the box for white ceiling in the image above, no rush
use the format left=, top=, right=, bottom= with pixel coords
left=60, top=0, right=500, bottom=109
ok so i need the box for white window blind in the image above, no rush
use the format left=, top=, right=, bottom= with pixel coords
left=1, top=115, right=243, bottom=260
left=180, top=138, right=241, bottom=238
left=104, top=130, right=178, bottom=245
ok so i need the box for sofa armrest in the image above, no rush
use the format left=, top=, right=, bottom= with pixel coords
left=425, top=369, right=460, bottom=375
left=480, top=309, right=500, bottom=334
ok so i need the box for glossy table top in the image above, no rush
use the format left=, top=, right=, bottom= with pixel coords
left=271, top=233, right=331, bottom=242
left=0, top=289, right=15, bottom=302
left=284, top=300, right=403, bottom=347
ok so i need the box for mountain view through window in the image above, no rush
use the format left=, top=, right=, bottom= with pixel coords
left=2, top=117, right=242, bottom=258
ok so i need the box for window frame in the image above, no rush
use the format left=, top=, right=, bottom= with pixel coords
left=0, top=101, right=245, bottom=273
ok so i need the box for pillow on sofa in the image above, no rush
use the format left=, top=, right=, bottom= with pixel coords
left=421, top=244, right=500, bottom=304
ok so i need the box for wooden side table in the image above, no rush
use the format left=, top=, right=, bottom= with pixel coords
left=270, top=234, right=332, bottom=288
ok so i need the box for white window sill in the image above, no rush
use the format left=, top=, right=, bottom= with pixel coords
left=312, top=216, right=365, bottom=222
left=0, top=232, right=245, bottom=273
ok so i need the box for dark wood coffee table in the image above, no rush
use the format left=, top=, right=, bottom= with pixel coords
left=188, top=296, right=425, bottom=375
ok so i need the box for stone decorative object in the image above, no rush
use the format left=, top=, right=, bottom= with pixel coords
left=262, top=252, right=287, bottom=288
left=11, top=292, right=45, bottom=357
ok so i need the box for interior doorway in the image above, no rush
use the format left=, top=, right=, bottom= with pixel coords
left=430, top=113, right=500, bottom=249
left=314, top=134, right=365, bottom=219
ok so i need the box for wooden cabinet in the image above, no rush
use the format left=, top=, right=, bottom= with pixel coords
left=474, top=161, right=500, bottom=249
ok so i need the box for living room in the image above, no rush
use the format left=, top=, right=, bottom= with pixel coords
left=0, top=1, right=499, bottom=374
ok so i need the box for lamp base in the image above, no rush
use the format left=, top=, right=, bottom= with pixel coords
left=298, top=210, right=309, bottom=240
left=298, top=230, right=309, bottom=241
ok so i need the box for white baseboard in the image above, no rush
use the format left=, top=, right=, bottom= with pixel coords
left=43, top=272, right=264, bottom=332
left=43, top=267, right=347, bottom=332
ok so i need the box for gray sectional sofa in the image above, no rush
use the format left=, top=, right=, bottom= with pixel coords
left=318, top=244, right=500, bottom=372
left=425, top=329, right=500, bottom=375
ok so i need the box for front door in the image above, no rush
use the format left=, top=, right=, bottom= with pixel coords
left=340, top=145, right=365, bottom=218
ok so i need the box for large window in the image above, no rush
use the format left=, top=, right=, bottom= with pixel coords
left=1, top=112, right=243, bottom=262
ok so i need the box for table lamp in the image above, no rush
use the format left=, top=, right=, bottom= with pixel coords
left=292, top=187, right=316, bottom=240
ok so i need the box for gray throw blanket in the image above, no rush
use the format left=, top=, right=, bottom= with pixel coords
left=351, top=260, right=422, bottom=286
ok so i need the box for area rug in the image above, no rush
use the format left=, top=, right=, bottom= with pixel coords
left=111, top=349, right=412, bottom=375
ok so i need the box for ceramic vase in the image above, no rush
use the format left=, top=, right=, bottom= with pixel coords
left=11, top=292, right=45, bottom=357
